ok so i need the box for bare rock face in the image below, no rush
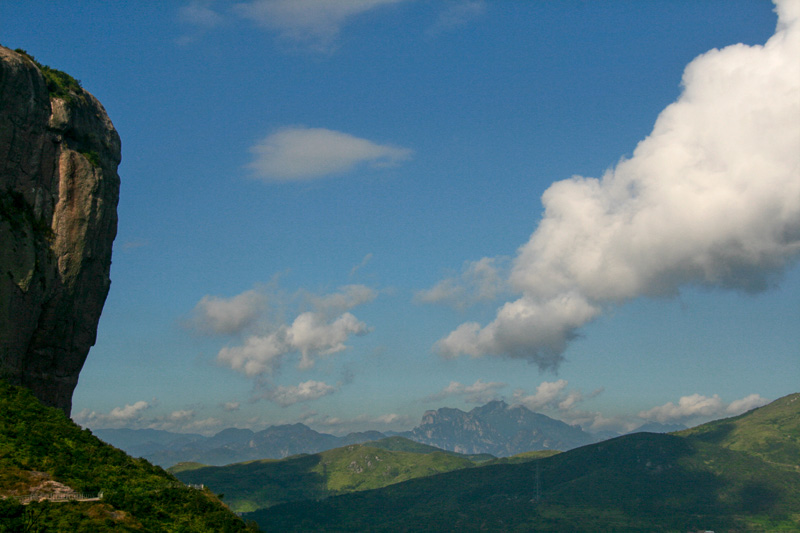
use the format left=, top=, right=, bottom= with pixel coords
left=0, top=46, right=120, bottom=414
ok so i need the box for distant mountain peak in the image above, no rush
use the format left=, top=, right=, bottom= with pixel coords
left=404, top=400, right=595, bottom=456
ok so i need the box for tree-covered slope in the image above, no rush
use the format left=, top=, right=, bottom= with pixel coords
left=249, top=395, right=800, bottom=532
left=0, top=380, right=257, bottom=532
left=171, top=439, right=478, bottom=513
left=678, top=392, right=800, bottom=472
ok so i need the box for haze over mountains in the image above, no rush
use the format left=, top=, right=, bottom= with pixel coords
left=243, top=393, right=800, bottom=531
left=95, top=400, right=682, bottom=468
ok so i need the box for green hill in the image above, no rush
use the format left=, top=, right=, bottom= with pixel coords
left=678, top=392, right=800, bottom=472
left=171, top=438, right=478, bottom=513
left=366, top=436, right=496, bottom=463
left=247, top=395, right=800, bottom=532
left=0, top=380, right=257, bottom=532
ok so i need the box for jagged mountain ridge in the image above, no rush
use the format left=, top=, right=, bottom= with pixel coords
left=96, top=400, right=598, bottom=467
left=399, top=400, right=596, bottom=455
left=247, top=393, right=800, bottom=532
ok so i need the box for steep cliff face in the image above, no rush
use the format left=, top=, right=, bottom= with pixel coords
left=0, top=46, right=120, bottom=414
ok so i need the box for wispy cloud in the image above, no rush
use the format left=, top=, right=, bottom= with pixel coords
left=427, top=1, right=486, bottom=36
left=639, top=393, right=769, bottom=424
left=261, top=380, right=337, bottom=407
left=221, top=401, right=241, bottom=412
left=247, top=126, right=412, bottom=182
left=233, top=0, right=407, bottom=52
left=350, top=253, right=374, bottom=277
left=436, top=3, right=800, bottom=369
left=179, top=0, right=224, bottom=28
left=74, top=400, right=152, bottom=428
left=74, top=401, right=225, bottom=434
left=416, top=257, right=508, bottom=310
left=427, top=379, right=506, bottom=404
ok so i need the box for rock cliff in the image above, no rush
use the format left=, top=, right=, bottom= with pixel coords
left=0, top=46, right=120, bottom=414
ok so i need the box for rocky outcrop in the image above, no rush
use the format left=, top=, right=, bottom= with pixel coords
left=401, top=400, right=597, bottom=455
left=0, top=46, right=120, bottom=414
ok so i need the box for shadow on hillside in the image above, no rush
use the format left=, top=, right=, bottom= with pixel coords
left=685, top=422, right=735, bottom=445
left=738, top=482, right=780, bottom=514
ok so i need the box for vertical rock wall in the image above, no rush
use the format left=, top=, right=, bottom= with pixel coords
left=0, top=46, right=120, bottom=414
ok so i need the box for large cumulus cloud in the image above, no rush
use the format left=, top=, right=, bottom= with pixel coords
left=436, top=0, right=800, bottom=368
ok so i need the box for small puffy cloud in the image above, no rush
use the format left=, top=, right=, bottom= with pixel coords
left=436, top=1, right=800, bottom=369
left=427, top=379, right=507, bottom=404
left=190, top=289, right=266, bottom=335
left=638, top=393, right=769, bottom=424
left=233, top=0, right=406, bottom=51
left=221, top=401, right=241, bottom=412
left=513, top=380, right=568, bottom=411
left=290, top=312, right=371, bottom=369
left=726, top=393, right=770, bottom=415
left=512, top=380, right=603, bottom=418
left=218, top=333, right=288, bottom=376
left=264, top=380, right=337, bottom=407
left=247, top=126, right=412, bottom=181
left=416, top=257, right=508, bottom=310
left=211, top=284, right=374, bottom=376
left=74, top=401, right=151, bottom=428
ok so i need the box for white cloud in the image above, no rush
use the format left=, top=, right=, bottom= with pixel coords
left=233, top=0, right=406, bottom=51
left=191, top=289, right=266, bottom=335
left=212, top=284, right=374, bottom=376
left=638, top=393, right=769, bottom=423
left=222, top=401, right=241, bottom=412
left=264, top=380, right=337, bottom=406
left=307, top=284, right=377, bottom=314
left=428, top=379, right=507, bottom=404
left=513, top=380, right=569, bottom=411
left=218, top=332, right=288, bottom=376
left=427, top=1, right=485, bottom=35
left=247, top=126, right=412, bottom=182
left=416, top=257, right=508, bottom=310
left=437, top=1, right=800, bottom=368
left=726, top=393, right=770, bottom=415
left=350, top=253, right=374, bottom=277
left=179, top=1, right=224, bottom=28
left=74, top=401, right=151, bottom=428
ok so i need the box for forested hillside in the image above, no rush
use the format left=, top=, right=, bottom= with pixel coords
left=0, top=380, right=257, bottom=532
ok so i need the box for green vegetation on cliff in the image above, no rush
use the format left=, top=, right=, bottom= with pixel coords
left=13, top=48, right=83, bottom=103
left=0, top=380, right=257, bottom=532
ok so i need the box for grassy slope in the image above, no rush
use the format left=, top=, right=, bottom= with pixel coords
left=172, top=440, right=477, bottom=513
left=249, top=395, right=800, bottom=532
left=367, top=436, right=496, bottom=462
left=0, top=381, right=256, bottom=532
left=678, top=392, right=800, bottom=472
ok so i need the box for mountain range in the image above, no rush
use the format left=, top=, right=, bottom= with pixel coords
left=243, top=393, right=800, bottom=531
left=96, top=400, right=607, bottom=467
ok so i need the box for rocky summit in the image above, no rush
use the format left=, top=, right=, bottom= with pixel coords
left=401, top=400, right=597, bottom=455
left=0, top=46, right=120, bottom=414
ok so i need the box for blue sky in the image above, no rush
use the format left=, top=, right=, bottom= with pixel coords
left=2, top=0, right=798, bottom=436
